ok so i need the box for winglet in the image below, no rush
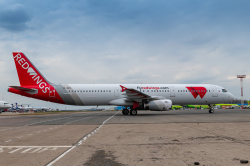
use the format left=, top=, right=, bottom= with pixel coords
left=120, top=85, right=127, bottom=92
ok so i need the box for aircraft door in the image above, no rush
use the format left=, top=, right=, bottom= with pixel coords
left=170, top=86, right=175, bottom=97
left=211, top=86, right=218, bottom=97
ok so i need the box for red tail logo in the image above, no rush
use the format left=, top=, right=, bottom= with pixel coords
left=120, top=85, right=127, bottom=92
left=13, top=52, right=50, bottom=93
left=9, top=52, right=65, bottom=104
left=186, top=87, right=207, bottom=99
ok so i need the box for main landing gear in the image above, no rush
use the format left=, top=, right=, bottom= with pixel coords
left=208, top=104, right=214, bottom=113
left=122, top=108, right=129, bottom=115
left=122, top=108, right=137, bottom=116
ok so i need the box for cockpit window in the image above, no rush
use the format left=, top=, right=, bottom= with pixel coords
left=222, top=89, right=227, bottom=92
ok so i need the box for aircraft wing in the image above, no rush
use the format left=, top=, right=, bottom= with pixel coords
left=120, top=85, right=162, bottom=102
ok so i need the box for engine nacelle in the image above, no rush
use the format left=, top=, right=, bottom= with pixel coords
left=144, top=99, right=172, bottom=111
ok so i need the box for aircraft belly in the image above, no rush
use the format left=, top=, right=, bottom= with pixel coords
left=79, top=94, right=116, bottom=106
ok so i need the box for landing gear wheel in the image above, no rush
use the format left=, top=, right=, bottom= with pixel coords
left=122, top=109, right=129, bottom=115
left=208, top=104, right=214, bottom=114
left=130, top=109, right=137, bottom=116
left=209, top=109, right=214, bottom=113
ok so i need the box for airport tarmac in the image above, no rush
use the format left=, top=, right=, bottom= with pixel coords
left=0, top=109, right=250, bottom=166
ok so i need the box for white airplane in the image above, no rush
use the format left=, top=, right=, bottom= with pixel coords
left=8, top=52, right=234, bottom=115
left=0, top=100, right=11, bottom=112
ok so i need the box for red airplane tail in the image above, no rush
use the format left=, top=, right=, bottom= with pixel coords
left=9, top=52, right=64, bottom=104
left=12, top=52, right=50, bottom=87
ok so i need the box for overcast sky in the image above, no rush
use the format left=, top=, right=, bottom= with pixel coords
left=0, top=0, right=249, bottom=109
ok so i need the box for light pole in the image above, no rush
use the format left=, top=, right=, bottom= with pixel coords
left=237, top=75, right=246, bottom=109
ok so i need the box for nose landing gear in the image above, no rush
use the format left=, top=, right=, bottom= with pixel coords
left=208, top=104, right=214, bottom=113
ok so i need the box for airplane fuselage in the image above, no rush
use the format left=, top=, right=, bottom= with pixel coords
left=8, top=52, right=235, bottom=115
left=52, top=84, right=234, bottom=106
left=0, top=101, right=11, bottom=111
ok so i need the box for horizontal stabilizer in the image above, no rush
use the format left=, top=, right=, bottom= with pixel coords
left=9, top=86, right=38, bottom=94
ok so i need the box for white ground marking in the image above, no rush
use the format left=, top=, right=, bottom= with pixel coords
left=21, top=148, right=32, bottom=153
left=46, top=111, right=118, bottom=166
left=0, top=146, right=72, bottom=154
left=28, top=147, right=42, bottom=153
left=5, top=140, right=12, bottom=143
left=9, top=148, right=23, bottom=153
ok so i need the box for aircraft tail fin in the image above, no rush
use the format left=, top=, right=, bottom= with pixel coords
left=12, top=52, right=51, bottom=86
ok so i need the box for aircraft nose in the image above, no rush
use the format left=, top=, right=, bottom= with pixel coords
left=228, top=92, right=235, bottom=101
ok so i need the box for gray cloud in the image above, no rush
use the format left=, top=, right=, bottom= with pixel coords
left=0, top=0, right=250, bottom=109
left=0, top=4, right=30, bottom=31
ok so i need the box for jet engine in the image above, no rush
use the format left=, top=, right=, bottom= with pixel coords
left=144, top=99, right=172, bottom=111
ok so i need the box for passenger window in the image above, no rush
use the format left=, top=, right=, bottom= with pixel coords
left=109, top=90, right=111, bottom=92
